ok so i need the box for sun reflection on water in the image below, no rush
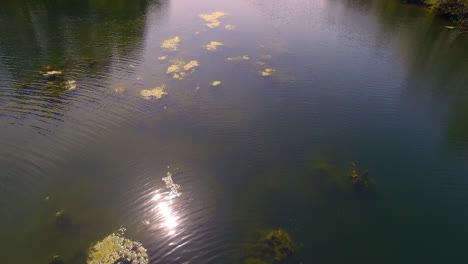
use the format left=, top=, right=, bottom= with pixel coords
left=152, top=171, right=182, bottom=236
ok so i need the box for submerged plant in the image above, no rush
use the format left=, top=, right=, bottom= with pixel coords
left=87, top=228, right=148, bottom=264
left=245, top=228, right=297, bottom=264
left=349, top=162, right=374, bottom=191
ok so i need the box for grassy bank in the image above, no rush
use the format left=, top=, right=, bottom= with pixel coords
left=406, top=0, right=468, bottom=29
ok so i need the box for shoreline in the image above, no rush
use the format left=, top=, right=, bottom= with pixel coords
left=404, top=0, right=468, bottom=30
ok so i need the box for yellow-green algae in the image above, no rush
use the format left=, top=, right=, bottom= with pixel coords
left=226, top=55, right=250, bottom=62
left=160, top=36, right=181, bottom=51
left=259, top=68, right=276, bottom=76
left=225, top=25, right=236, bottom=30
left=199, top=11, right=228, bottom=28
left=140, top=84, right=167, bottom=99
left=211, top=80, right=222, bottom=86
left=87, top=228, right=148, bottom=264
left=204, top=41, right=224, bottom=51
left=65, top=80, right=77, bottom=90
left=166, top=59, right=200, bottom=80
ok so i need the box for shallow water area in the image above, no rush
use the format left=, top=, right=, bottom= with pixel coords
left=0, top=0, right=467, bottom=263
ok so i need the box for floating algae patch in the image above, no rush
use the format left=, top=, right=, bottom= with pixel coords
left=258, top=54, right=272, bottom=60
left=87, top=228, right=148, bottom=264
left=158, top=55, right=168, bottom=60
left=183, top=60, right=199, bottom=71
left=211, top=80, right=222, bottom=86
left=140, top=84, right=167, bottom=99
left=204, top=41, right=224, bottom=51
left=162, top=171, right=181, bottom=198
left=166, top=59, right=200, bottom=80
left=259, top=68, right=276, bottom=77
left=226, top=55, right=250, bottom=62
left=65, top=80, right=76, bottom=90
left=225, top=25, right=236, bottom=30
left=199, top=11, right=228, bottom=28
left=161, top=36, right=181, bottom=51
left=244, top=228, right=298, bottom=264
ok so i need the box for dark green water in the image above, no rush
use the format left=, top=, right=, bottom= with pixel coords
left=1, top=0, right=467, bottom=263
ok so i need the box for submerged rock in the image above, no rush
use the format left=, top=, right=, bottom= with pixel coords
left=245, top=228, right=297, bottom=264
left=87, top=228, right=148, bottom=264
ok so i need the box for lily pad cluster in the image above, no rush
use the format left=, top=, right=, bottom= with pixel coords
left=87, top=228, right=148, bottom=264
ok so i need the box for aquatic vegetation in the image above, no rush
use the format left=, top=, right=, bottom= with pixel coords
left=158, top=55, right=168, bottom=60
left=162, top=171, right=181, bottom=197
left=66, top=80, right=77, bottom=90
left=204, top=41, right=224, bottom=51
left=49, top=255, right=64, bottom=264
left=245, top=228, right=297, bottom=264
left=349, top=162, right=374, bottom=191
left=259, top=54, right=272, bottom=60
left=87, top=228, right=148, bottom=264
left=55, top=210, right=72, bottom=232
left=166, top=59, right=199, bottom=80
left=211, top=81, right=222, bottom=86
left=140, top=84, right=167, bottom=99
left=160, top=36, right=181, bottom=51
left=259, top=68, right=276, bottom=77
left=183, top=60, right=199, bottom=71
left=40, top=66, right=64, bottom=81
left=226, top=55, right=250, bottom=62
left=199, top=11, right=228, bottom=28
left=113, top=87, right=125, bottom=93
left=225, top=24, right=236, bottom=30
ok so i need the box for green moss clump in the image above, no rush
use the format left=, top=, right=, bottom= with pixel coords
left=87, top=228, right=148, bottom=264
left=245, top=228, right=297, bottom=264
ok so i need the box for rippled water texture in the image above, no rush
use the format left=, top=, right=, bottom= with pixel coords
left=0, top=0, right=467, bottom=263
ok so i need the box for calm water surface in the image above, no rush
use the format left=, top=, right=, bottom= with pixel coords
left=1, top=0, right=467, bottom=263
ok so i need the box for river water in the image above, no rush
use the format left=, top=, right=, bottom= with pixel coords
left=0, top=0, right=467, bottom=263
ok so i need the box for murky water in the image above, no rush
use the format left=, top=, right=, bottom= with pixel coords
left=1, top=0, right=467, bottom=263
